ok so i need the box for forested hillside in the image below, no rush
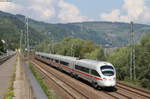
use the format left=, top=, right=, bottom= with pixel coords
left=28, top=19, right=150, bottom=47
left=0, top=11, right=44, bottom=50
left=0, top=11, right=150, bottom=50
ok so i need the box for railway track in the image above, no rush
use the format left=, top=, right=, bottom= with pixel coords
left=31, top=60, right=89, bottom=99
left=104, top=90, right=132, bottom=99
left=31, top=59, right=116, bottom=99
left=31, top=58, right=150, bottom=99
left=0, top=55, right=13, bottom=64
left=0, top=56, right=8, bottom=64
left=116, top=82, right=150, bottom=99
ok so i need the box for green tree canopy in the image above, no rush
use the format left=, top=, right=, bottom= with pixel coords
left=0, top=39, right=5, bottom=54
left=107, top=34, right=150, bottom=89
left=35, top=37, right=105, bottom=61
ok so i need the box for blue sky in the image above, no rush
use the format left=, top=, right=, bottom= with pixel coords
left=0, top=0, right=150, bottom=24
left=64, top=0, right=123, bottom=19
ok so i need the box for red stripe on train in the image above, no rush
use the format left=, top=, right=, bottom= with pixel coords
left=38, top=57, right=103, bottom=80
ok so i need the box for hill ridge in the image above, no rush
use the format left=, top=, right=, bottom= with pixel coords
left=0, top=11, right=150, bottom=49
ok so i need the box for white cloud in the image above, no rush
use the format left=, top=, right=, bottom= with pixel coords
left=101, top=9, right=120, bottom=22
left=0, top=0, right=89, bottom=23
left=123, top=0, right=145, bottom=20
left=0, top=0, right=55, bottom=22
left=57, top=0, right=88, bottom=23
left=0, top=2, right=23, bottom=13
left=100, top=0, right=150, bottom=24
left=28, top=4, right=55, bottom=21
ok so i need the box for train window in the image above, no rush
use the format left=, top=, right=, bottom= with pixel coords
left=100, top=65, right=114, bottom=76
left=75, top=65, right=81, bottom=70
left=101, top=65, right=114, bottom=70
left=46, top=57, right=50, bottom=59
left=55, top=60, right=59, bottom=63
left=75, top=65, right=89, bottom=73
left=102, top=71, right=114, bottom=76
left=83, top=67, right=89, bottom=73
left=91, top=70, right=100, bottom=77
left=60, top=61, right=69, bottom=66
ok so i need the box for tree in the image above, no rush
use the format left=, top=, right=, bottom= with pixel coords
left=107, top=47, right=130, bottom=80
left=0, top=39, right=5, bottom=54
left=35, top=37, right=105, bottom=61
left=107, top=34, right=150, bottom=89
left=84, top=47, right=105, bottom=60
left=135, top=34, right=150, bottom=89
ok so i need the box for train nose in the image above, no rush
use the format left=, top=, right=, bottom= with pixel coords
left=98, top=78, right=116, bottom=87
left=104, top=80, right=116, bottom=87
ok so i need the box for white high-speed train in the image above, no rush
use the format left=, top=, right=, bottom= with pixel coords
left=35, top=52, right=116, bottom=88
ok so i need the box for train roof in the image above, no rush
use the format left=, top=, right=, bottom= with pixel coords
left=76, top=59, right=113, bottom=69
left=60, top=56, right=77, bottom=62
left=36, top=52, right=114, bottom=69
left=36, top=52, right=76, bottom=62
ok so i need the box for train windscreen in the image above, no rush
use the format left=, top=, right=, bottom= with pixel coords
left=100, top=65, right=114, bottom=76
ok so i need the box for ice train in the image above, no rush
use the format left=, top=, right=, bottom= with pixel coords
left=35, top=52, right=116, bottom=88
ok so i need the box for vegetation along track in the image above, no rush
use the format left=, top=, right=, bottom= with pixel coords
left=31, top=58, right=150, bottom=99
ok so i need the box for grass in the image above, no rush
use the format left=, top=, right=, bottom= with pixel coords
left=122, top=80, right=141, bottom=87
left=4, top=63, right=16, bottom=99
left=29, top=64, right=58, bottom=99
left=121, top=77, right=141, bottom=88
